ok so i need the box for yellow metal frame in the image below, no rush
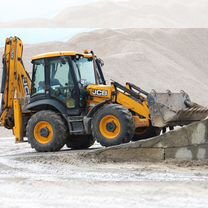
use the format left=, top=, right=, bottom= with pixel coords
left=87, top=83, right=151, bottom=128
left=32, top=51, right=93, bottom=61
left=0, top=37, right=31, bottom=142
left=13, top=99, right=23, bottom=142
left=116, top=91, right=150, bottom=119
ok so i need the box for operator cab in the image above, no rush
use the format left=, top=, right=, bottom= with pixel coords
left=30, top=51, right=105, bottom=114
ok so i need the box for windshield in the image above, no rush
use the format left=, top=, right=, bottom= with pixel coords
left=72, top=57, right=96, bottom=86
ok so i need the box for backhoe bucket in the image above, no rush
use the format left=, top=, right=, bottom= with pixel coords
left=148, top=90, right=208, bottom=128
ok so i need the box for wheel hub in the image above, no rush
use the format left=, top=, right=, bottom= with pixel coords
left=40, top=128, right=50, bottom=138
left=106, top=122, right=117, bottom=132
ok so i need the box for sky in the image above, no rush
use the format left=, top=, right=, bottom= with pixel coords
left=0, top=0, right=96, bottom=22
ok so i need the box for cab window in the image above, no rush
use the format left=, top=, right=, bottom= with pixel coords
left=32, top=59, right=45, bottom=95
left=49, top=58, right=76, bottom=108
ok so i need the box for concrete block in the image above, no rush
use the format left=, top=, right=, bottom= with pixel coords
left=84, top=119, right=208, bottom=162
left=165, top=144, right=208, bottom=160
left=87, top=147, right=165, bottom=162
left=136, top=119, right=208, bottom=148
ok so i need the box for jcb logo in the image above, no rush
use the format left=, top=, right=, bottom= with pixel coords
left=92, top=90, right=108, bottom=96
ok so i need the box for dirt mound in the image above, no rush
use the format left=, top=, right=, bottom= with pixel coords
left=1, top=28, right=208, bottom=105
left=1, top=0, right=208, bottom=28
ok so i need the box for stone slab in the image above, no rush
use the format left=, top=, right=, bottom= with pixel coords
left=113, top=119, right=208, bottom=149
left=165, top=144, right=208, bottom=160
left=84, top=119, right=208, bottom=162
left=85, top=147, right=165, bottom=162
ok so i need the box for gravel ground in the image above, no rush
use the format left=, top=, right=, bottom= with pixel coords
left=0, top=127, right=13, bottom=137
left=0, top=137, right=208, bottom=208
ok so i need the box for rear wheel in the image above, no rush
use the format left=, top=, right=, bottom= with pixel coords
left=92, top=104, right=135, bottom=147
left=132, top=126, right=161, bottom=141
left=66, top=135, right=95, bottom=150
left=26, top=110, right=68, bottom=152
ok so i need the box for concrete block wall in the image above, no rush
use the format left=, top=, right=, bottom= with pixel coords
left=85, top=119, right=208, bottom=162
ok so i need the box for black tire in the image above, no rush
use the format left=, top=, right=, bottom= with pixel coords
left=66, top=135, right=95, bottom=150
left=132, top=126, right=161, bottom=141
left=0, top=95, right=3, bottom=116
left=26, top=110, right=68, bottom=152
left=92, top=104, right=135, bottom=147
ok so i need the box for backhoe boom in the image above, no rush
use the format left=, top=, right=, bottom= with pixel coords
left=0, top=37, right=31, bottom=140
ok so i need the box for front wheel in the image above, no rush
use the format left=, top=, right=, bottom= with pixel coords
left=26, top=110, right=68, bottom=152
left=92, top=104, right=135, bottom=147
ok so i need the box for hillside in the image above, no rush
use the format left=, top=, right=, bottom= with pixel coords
left=0, top=0, right=208, bottom=28
left=0, top=28, right=208, bottom=106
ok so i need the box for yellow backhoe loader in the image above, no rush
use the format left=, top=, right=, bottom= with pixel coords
left=1, top=37, right=208, bottom=152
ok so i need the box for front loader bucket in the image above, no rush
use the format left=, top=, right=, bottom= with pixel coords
left=148, top=90, right=208, bottom=128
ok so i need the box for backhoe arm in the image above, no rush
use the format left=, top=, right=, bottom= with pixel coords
left=0, top=37, right=31, bottom=139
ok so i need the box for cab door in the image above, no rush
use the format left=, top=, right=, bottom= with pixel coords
left=48, top=57, right=80, bottom=110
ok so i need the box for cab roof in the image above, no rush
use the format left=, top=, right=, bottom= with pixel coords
left=31, top=51, right=93, bottom=61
